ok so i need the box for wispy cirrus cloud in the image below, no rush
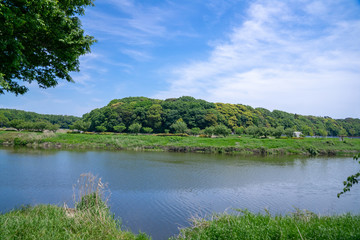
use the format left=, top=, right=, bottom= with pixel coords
left=156, top=0, right=360, bottom=118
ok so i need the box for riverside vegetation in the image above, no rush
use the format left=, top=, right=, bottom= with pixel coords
left=1, top=130, right=360, bottom=156
left=1, top=173, right=359, bottom=240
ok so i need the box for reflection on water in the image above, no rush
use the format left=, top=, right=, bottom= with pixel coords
left=0, top=148, right=359, bottom=239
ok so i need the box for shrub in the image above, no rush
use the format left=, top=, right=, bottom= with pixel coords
left=128, top=123, right=142, bottom=134
left=171, top=120, right=188, bottom=133
left=190, top=127, right=201, bottom=136
left=214, top=124, right=231, bottom=137
left=113, top=124, right=126, bottom=133
left=204, top=126, right=215, bottom=137
left=13, top=137, right=27, bottom=146
left=234, top=126, right=244, bottom=135
left=95, top=125, right=107, bottom=132
left=142, top=127, right=153, bottom=134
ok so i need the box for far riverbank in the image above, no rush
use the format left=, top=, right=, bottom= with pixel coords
left=1, top=131, right=359, bottom=156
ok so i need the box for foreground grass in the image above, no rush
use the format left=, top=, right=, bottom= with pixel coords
left=1, top=130, right=359, bottom=155
left=2, top=207, right=359, bottom=240
left=173, top=210, right=360, bottom=240
left=0, top=205, right=149, bottom=240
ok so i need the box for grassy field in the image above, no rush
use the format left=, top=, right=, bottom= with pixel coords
left=0, top=130, right=359, bottom=155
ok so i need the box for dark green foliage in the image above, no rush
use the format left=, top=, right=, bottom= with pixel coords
left=13, top=137, right=27, bottom=146
left=0, top=109, right=79, bottom=129
left=173, top=210, right=360, bottom=240
left=338, top=153, right=360, bottom=198
left=0, top=0, right=96, bottom=94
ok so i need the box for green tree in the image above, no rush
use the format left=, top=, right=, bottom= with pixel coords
left=0, top=113, right=9, bottom=127
left=273, top=126, right=284, bottom=138
left=284, top=128, right=294, bottom=138
left=47, top=123, right=60, bottom=132
left=245, top=126, right=260, bottom=138
left=170, top=119, right=188, bottom=133
left=190, top=127, right=201, bottom=136
left=142, top=127, right=153, bottom=134
left=0, top=0, right=96, bottom=95
left=33, top=121, right=49, bottom=131
left=204, top=126, right=215, bottom=137
left=234, top=126, right=244, bottom=135
left=70, top=120, right=90, bottom=131
left=128, top=123, right=142, bottom=134
left=113, top=124, right=126, bottom=133
left=95, top=125, right=106, bottom=132
left=338, top=153, right=360, bottom=198
left=214, top=124, right=231, bottom=137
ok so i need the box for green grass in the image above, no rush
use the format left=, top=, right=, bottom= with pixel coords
left=0, top=204, right=149, bottom=240
left=0, top=172, right=150, bottom=240
left=172, top=210, right=360, bottom=240
left=1, top=130, right=360, bottom=155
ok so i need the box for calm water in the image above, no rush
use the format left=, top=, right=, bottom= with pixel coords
left=1, top=147, right=359, bottom=239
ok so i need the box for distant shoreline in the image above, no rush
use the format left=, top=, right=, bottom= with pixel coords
left=1, top=131, right=359, bottom=156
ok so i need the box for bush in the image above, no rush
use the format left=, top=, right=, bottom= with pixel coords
left=113, top=124, right=126, bottom=133
left=245, top=126, right=260, bottom=137
left=13, top=137, right=27, bottom=146
left=95, top=125, right=107, bottom=132
left=214, top=124, right=231, bottom=137
left=204, top=126, right=215, bottom=137
left=190, top=127, right=201, bottom=135
left=128, top=123, right=142, bottom=134
left=142, top=127, right=153, bottom=134
left=171, top=120, right=188, bottom=133
left=234, top=126, right=244, bottom=135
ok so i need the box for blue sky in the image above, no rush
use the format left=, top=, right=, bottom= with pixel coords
left=1, top=0, right=360, bottom=118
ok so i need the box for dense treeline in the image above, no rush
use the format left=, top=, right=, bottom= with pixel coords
left=0, top=109, right=80, bottom=130
left=74, top=96, right=360, bottom=136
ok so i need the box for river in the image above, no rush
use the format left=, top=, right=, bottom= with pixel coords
left=0, top=147, right=359, bottom=239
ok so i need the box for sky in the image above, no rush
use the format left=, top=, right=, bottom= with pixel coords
left=1, top=0, right=360, bottom=119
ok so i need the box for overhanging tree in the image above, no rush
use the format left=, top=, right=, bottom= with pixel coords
left=338, top=153, right=360, bottom=198
left=0, top=0, right=96, bottom=94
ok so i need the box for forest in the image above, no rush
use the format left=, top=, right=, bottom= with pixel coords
left=72, top=96, right=360, bottom=137
left=0, top=109, right=80, bottom=131
left=1, top=96, right=359, bottom=137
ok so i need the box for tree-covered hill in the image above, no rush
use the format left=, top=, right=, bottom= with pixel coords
left=0, top=109, right=80, bottom=129
left=77, top=96, right=360, bottom=136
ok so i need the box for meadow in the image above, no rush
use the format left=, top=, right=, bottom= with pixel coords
left=0, top=130, right=359, bottom=156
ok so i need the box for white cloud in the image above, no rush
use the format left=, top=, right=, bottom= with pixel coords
left=120, top=48, right=151, bottom=61
left=156, top=0, right=360, bottom=118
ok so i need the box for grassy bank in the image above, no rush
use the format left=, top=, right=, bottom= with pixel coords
left=0, top=205, right=149, bottom=240
left=1, top=130, right=359, bottom=155
left=173, top=210, right=360, bottom=240
left=2, top=207, right=359, bottom=240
